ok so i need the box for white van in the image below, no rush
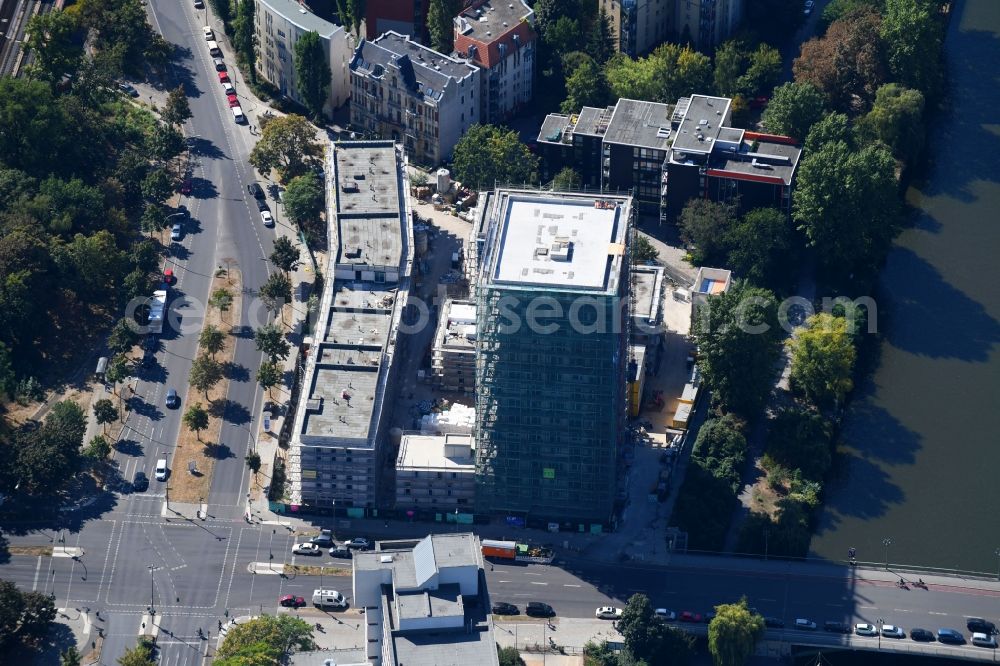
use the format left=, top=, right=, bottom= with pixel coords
left=203, top=26, right=214, bottom=41
left=232, top=106, right=246, bottom=124
left=207, top=40, right=221, bottom=57
left=155, top=459, right=168, bottom=481
left=312, top=589, right=347, bottom=609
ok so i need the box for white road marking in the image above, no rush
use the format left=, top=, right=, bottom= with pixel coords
left=929, top=612, right=947, bottom=616
left=530, top=582, right=548, bottom=586
left=563, top=584, right=581, bottom=588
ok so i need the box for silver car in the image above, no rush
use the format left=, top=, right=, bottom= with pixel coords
left=171, top=223, right=183, bottom=241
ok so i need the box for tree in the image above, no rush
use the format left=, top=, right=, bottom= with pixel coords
left=84, top=434, right=113, bottom=460
left=793, top=7, right=886, bottom=112
left=61, top=646, right=82, bottom=666
left=858, top=83, right=925, bottom=164
left=25, top=10, right=83, bottom=83
left=692, top=413, right=747, bottom=491
left=199, top=324, right=226, bottom=358
left=606, top=43, right=711, bottom=104
left=788, top=312, right=857, bottom=407
left=0, top=579, right=56, bottom=651
left=282, top=173, right=324, bottom=229
left=93, top=400, right=118, bottom=434
left=804, top=111, right=852, bottom=154
left=725, top=208, right=794, bottom=290
left=334, top=0, right=365, bottom=36
left=249, top=114, right=323, bottom=182
left=255, top=324, right=291, bottom=363
left=793, top=141, right=898, bottom=286
left=259, top=272, right=293, bottom=317
left=561, top=55, right=610, bottom=113
left=551, top=167, right=581, bottom=191
left=880, top=0, right=943, bottom=99
left=269, top=236, right=301, bottom=275
left=0, top=341, right=15, bottom=398
left=427, top=0, right=460, bottom=54
left=205, top=0, right=232, bottom=25
left=452, top=124, right=538, bottom=190
left=543, top=16, right=582, bottom=57
left=708, top=598, right=765, bottom=666
left=162, top=86, right=192, bottom=127
left=146, top=123, right=186, bottom=163
left=765, top=408, right=832, bottom=481
left=141, top=167, right=173, bottom=204
left=587, top=9, right=617, bottom=66
left=189, top=354, right=223, bottom=399
left=738, top=44, right=782, bottom=98
left=140, top=203, right=167, bottom=236
left=117, top=638, right=156, bottom=666
left=616, top=593, right=659, bottom=659
left=679, top=199, right=736, bottom=266
left=761, top=82, right=826, bottom=141
left=215, top=614, right=314, bottom=659
left=11, top=401, right=87, bottom=495
left=294, top=31, right=332, bottom=120
left=615, top=592, right=695, bottom=665
left=183, top=403, right=210, bottom=441
left=104, top=355, right=130, bottom=395
left=232, top=0, right=258, bottom=83
left=210, top=287, right=234, bottom=316
left=633, top=234, right=660, bottom=263
left=714, top=40, right=747, bottom=98
left=256, top=360, right=282, bottom=396
left=692, top=284, right=782, bottom=416
left=498, top=645, right=525, bottom=666
left=246, top=450, right=262, bottom=475
left=108, top=317, right=140, bottom=356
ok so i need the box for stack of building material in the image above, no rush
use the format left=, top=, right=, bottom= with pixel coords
left=420, top=403, right=475, bottom=435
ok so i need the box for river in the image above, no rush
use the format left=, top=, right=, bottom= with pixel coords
left=810, top=0, right=1000, bottom=574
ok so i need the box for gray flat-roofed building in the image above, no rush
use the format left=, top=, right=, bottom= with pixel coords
left=536, top=106, right=613, bottom=187
left=352, top=534, right=497, bottom=666
left=670, top=94, right=732, bottom=155
left=288, top=649, right=368, bottom=666
left=602, top=99, right=674, bottom=216
left=288, top=141, right=413, bottom=509
left=603, top=98, right=674, bottom=150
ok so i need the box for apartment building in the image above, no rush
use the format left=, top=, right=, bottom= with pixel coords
left=350, top=31, right=481, bottom=165
left=254, top=0, right=353, bottom=114
left=395, top=433, right=476, bottom=511
left=675, top=0, right=744, bottom=50
left=430, top=299, right=476, bottom=394
left=453, top=0, right=536, bottom=123
left=286, top=141, right=413, bottom=510
left=365, top=0, right=430, bottom=41
left=599, top=0, right=673, bottom=56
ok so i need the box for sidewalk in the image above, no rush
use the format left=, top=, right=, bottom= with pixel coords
left=494, top=617, right=622, bottom=657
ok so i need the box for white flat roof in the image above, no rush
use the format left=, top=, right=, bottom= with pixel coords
left=492, top=197, right=625, bottom=291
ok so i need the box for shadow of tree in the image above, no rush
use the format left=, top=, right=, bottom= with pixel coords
left=223, top=362, right=250, bottom=383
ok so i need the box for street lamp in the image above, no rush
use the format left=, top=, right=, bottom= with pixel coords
left=882, top=537, right=892, bottom=570
left=877, top=617, right=884, bottom=650
left=148, top=565, right=156, bottom=616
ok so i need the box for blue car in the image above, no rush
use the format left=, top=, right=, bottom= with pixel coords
left=937, top=628, right=964, bottom=644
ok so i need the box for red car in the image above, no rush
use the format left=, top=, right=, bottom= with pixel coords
left=180, top=178, right=192, bottom=195
left=163, top=268, right=175, bottom=285
left=227, top=94, right=240, bottom=108
left=679, top=611, right=703, bottom=623
left=218, top=71, right=230, bottom=83
left=279, top=594, right=305, bottom=608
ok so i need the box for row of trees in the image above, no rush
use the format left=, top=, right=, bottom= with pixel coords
left=585, top=594, right=695, bottom=666
left=0, top=580, right=57, bottom=657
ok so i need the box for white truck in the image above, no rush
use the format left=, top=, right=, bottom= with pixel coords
left=148, top=289, right=167, bottom=334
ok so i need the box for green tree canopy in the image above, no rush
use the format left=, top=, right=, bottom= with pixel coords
left=587, top=9, right=617, bottom=65
left=551, top=167, right=582, bottom=191
left=606, top=42, right=711, bottom=104
left=804, top=111, right=853, bottom=153
left=615, top=592, right=696, bottom=665
left=761, top=82, right=826, bottom=140
left=427, top=0, right=460, bottom=53
left=725, top=207, right=794, bottom=291
left=259, top=272, right=293, bottom=315
left=117, top=638, right=156, bottom=666
left=269, top=236, right=301, bottom=275
left=294, top=31, right=332, bottom=120
left=880, top=0, right=944, bottom=98
left=858, top=83, right=925, bottom=164
left=84, top=434, right=113, bottom=460
left=199, top=324, right=226, bottom=358
left=764, top=408, right=832, bottom=481
left=692, top=414, right=748, bottom=492
left=162, top=85, right=192, bottom=127
left=256, top=360, right=282, bottom=396
left=282, top=173, right=324, bottom=229
left=183, top=402, right=209, bottom=441
left=93, top=399, right=118, bottom=434
left=189, top=354, right=223, bottom=399
left=692, top=284, right=782, bottom=416
left=216, top=614, right=314, bottom=659
left=108, top=317, right=140, bottom=356
left=498, top=645, right=525, bottom=666
left=708, top=598, right=765, bottom=666
left=788, top=312, right=857, bottom=407
left=679, top=199, right=736, bottom=266
left=210, top=287, right=234, bottom=314
left=249, top=114, right=323, bottom=182
left=25, top=10, right=83, bottom=83
left=233, top=0, right=258, bottom=83
left=561, top=55, right=610, bottom=113
left=254, top=324, right=291, bottom=363
left=61, top=646, right=82, bottom=666
left=0, top=580, right=56, bottom=651
left=141, top=167, right=173, bottom=204
left=451, top=124, right=538, bottom=190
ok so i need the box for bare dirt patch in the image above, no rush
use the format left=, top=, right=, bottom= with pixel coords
left=8, top=545, right=54, bottom=557
left=285, top=563, right=351, bottom=577
left=169, top=269, right=243, bottom=504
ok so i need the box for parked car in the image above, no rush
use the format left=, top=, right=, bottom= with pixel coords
left=596, top=607, right=623, bottom=620
left=165, top=388, right=180, bottom=409
left=203, top=26, right=214, bottom=40
left=525, top=602, right=555, bottom=618
left=194, top=0, right=204, bottom=8
left=260, top=210, right=274, bottom=227
left=492, top=602, right=519, bottom=616
left=345, top=538, right=370, bottom=550
left=213, top=58, right=226, bottom=72
left=882, top=625, right=905, bottom=639
left=218, top=71, right=230, bottom=83
left=248, top=182, right=265, bottom=199
left=222, top=82, right=236, bottom=95
left=118, top=82, right=139, bottom=97
left=227, top=94, right=240, bottom=108
left=180, top=179, right=192, bottom=195
left=967, top=618, right=997, bottom=635
left=655, top=609, right=676, bottom=621
left=824, top=621, right=851, bottom=634
left=292, top=543, right=322, bottom=556
left=764, top=617, right=785, bottom=629
left=171, top=223, right=183, bottom=242
left=937, top=628, right=965, bottom=644
left=163, top=268, right=175, bottom=285
left=855, top=623, right=878, bottom=637
left=279, top=595, right=305, bottom=608
left=255, top=198, right=270, bottom=212
left=972, top=633, right=998, bottom=648
left=154, top=459, right=168, bottom=481
left=328, top=545, right=352, bottom=559
left=679, top=611, right=702, bottom=623
left=312, top=589, right=347, bottom=609
left=910, top=628, right=935, bottom=642
left=794, top=619, right=817, bottom=630
left=132, top=471, right=149, bottom=492
left=310, top=530, right=334, bottom=547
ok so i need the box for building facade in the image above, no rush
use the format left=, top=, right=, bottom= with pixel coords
left=395, top=433, right=476, bottom=511
left=350, top=31, right=481, bottom=166
left=473, top=190, right=632, bottom=527
left=453, top=0, right=536, bottom=123
left=286, top=141, right=413, bottom=510
left=675, top=0, right=744, bottom=50
left=430, top=299, right=476, bottom=394
left=365, top=0, right=430, bottom=42
left=600, top=0, right=673, bottom=56
left=254, top=0, right=353, bottom=115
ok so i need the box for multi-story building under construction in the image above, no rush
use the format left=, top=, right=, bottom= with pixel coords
left=473, top=190, right=633, bottom=527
